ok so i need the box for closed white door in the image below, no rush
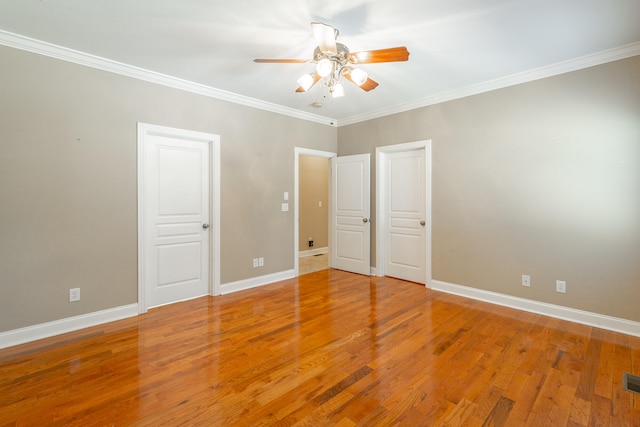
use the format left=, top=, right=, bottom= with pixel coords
left=384, top=149, right=426, bottom=283
left=330, top=154, right=370, bottom=275
left=143, top=133, right=210, bottom=308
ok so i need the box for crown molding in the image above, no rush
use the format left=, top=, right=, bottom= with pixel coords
left=2, top=29, right=638, bottom=128
left=0, top=30, right=337, bottom=127
left=339, top=41, right=640, bottom=126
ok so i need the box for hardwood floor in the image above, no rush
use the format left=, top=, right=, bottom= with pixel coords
left=1, top=269, right=639, bottom=426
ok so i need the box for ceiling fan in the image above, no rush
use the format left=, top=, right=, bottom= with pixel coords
left=254, top=22, right=410, bottom=98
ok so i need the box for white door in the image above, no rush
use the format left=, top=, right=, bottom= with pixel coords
left=143, top=133, right=210, bottom=308
left=383, top=149, right=426, bottom=283
left=330, top=154, right=370, bottom=275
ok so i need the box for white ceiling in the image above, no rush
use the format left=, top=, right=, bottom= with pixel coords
left=1, top=0, right=639, bottom=125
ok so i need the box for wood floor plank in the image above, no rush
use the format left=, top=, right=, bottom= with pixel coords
left=481, top=395, right=515, bottom=427
left=1, top=269, right=639, bottom=426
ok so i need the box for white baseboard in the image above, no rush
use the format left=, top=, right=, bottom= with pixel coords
left=299, top=247, right=329, bottom=258
left=430, top=280, right=640, bottom=337
left=220, top=269, right=296, bottom=295
left=0, top=303, right=139, bottom=350
left=10, top=277, right=635, bottom=350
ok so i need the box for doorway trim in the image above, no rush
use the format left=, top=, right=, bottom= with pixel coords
left=137, top=123, right=221, bottom=313
left=294, top=147, right=337, bottom=277
left=375, top=140, right=432, bottom=286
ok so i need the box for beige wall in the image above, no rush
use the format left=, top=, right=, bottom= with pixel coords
left=0, top=45, right=336, bottom=332
left=299, top=155, right=329, bottom=251
left=338, top=55, right=640, bottom=322
left=1, top=41, right=638, bottom=333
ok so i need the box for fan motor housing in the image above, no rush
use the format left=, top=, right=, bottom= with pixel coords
left=313, top=43, right=350, bottom=65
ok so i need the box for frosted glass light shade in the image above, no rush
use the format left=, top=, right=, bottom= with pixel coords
left=332, top=82, right=345, bottom=98
left=350, top=68, right=368, bottom=86
left=316, top=58, right=333, bottom=77
left=297, top=73, right=314, bottom=91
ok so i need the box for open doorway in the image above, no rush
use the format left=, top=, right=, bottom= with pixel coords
left=294, top=148, right=336, bottom=276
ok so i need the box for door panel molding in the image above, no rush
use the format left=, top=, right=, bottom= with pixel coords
left=376, top=140, right=432, bottom=286
left=137, top=123, right=220, bottom=313
left=331, top=153, right=371, bottom=275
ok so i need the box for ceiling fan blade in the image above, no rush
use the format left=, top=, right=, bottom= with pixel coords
left=348, top=47, right=410, bottom=64
left=295, top=73, right=322, bottom=92
left=253, top=59, right=309, bottom=63
left=358, top=77, right=379, bottom=92
left=311, top=22, right=337, bottom=55
left=343, top=73, right=379, bottom=92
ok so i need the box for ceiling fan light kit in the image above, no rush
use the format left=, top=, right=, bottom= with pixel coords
left=331, top=82, right=345, bottom=98
left=316, top=58, right=333, bottom=77
left=349, top=68, right=368, bottom=86
left=254, top=22, right=409, bottom=98
left=296, top=73, right=315, bottom=91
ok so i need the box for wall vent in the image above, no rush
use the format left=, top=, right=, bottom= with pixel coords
left=623, top=372, right=640, bottom=394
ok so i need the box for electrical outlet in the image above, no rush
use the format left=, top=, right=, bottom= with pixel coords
left=522, top=274, right=531, bottom=287
left=556, top=280, right=567, bottom=293
left=258, top=257, right=264, bottom=267
left=69, top=288, right=81, bottom=302
left=252, top=258, right=259, bottom=268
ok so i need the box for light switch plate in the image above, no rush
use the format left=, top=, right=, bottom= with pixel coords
left=283, top=192, right=288, bottom=201
left=69, top=288, right=81, bottom=302
left=282, top=203, right=289, bottom=212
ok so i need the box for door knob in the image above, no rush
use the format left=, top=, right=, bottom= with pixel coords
left=202, top=223, right=210, bottom=229
left=420, top=221, right=426, bottom=226
left=363, top=218, right=369, bottom=223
